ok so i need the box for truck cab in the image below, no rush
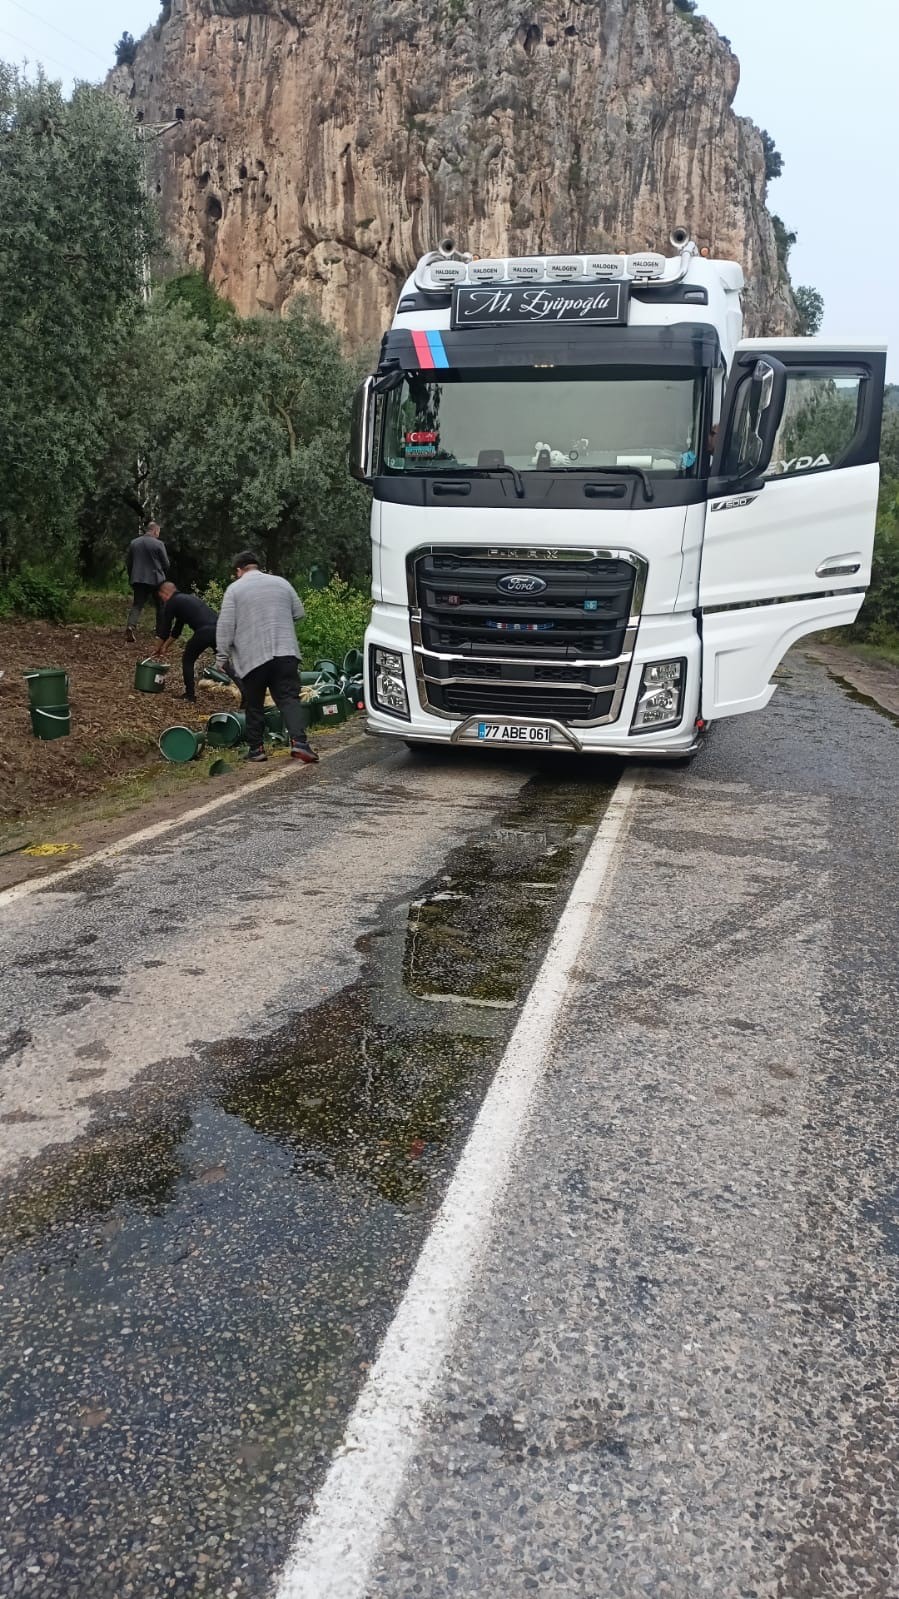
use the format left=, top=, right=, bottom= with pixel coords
left=350, top=234, right=886, bottom=756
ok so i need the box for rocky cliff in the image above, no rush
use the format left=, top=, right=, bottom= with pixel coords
left=114, top=0, right=796, bottom=345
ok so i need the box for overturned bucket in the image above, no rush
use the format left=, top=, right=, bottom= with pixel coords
left=134, top=659, right=169, bottom=695
left=313, top=658, right=339, bottom=682
left=24, top=669, right=68, bottom=709
left=342, top=649, right=364, bottom=679
left=263, top=706, right=284, bottom=735
left=159, top=725, right=206, bottom=764
left=30, top=703, right=71, bottom=741
left=343, top=676, right=365, bottom=713
left=206, top=710, right=246, bottom=748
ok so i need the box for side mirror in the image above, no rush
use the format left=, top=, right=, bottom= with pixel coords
left=712, top=355, right=787, bottom=487
left=349, top=376, right=376, bottom=483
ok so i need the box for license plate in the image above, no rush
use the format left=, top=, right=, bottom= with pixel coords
left=477, top=722, right=552, bottom=744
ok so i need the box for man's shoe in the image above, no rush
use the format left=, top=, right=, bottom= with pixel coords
left=125, top=627, right=136, bottom=643
left=244, top=746, right=268, bottom=763
left=290, top=737, right=319, bottom=764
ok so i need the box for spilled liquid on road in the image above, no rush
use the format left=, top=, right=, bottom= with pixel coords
left=0, top=764, right=619, bottom=1599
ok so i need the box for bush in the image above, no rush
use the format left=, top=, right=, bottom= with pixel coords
left=760, top=131, right=783, bottom=185
left=0, top=567, right=72, bottom=623
left=114, top=31, right=137, bottom=66
left=296, top=578, right=371, bottom=665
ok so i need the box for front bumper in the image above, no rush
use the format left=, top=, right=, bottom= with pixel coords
left=365, top=604, right=701, bottom=756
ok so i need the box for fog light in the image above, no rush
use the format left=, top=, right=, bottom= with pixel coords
left=631, top=658, right=686, bottom=733
left=370, top=645, right=410, bottom=721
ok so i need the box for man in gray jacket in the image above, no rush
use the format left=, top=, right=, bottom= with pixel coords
left=125, top=522, right=170, bottom=641
left=215, top=551, right=318, bottom=764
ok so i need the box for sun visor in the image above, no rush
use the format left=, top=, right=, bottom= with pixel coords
left=378, top=322, right=721, bottom=374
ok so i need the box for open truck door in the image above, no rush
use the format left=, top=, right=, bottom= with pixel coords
left=699, top=339, right=886, bottom=719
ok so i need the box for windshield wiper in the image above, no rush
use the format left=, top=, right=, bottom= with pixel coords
left=555, top=465, right=655, bottom=503
left=469, top=464, right=525, bottom=499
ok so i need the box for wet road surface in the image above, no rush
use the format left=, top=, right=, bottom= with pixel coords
left=365, top=654, right=899, bottom=1599
left=1, top=652, right=897, bottom=1598
left=0, top=738, right=621, bottom=1596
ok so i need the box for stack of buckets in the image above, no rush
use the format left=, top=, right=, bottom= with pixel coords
left=25, top=669, right=71, bottom=741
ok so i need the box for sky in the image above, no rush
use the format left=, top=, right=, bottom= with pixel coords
left=1, top=0, right=895, bottom=376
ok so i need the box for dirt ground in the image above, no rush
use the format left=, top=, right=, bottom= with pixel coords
left=0, top=619, right=246, bottom=826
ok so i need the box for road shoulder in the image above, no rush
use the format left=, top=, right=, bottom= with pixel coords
left=807, top=641, right=899, bottom=719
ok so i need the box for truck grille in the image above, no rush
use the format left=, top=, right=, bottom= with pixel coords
left=409, top=547, right=646, bottom=727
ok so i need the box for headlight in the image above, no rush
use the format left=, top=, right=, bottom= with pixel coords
left=370, top=645, right=410, bottom=721
left=631, top=658, right=686, bottom=733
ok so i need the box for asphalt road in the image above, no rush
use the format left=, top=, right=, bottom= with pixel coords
left=0, top=652, right=897, bottom=1598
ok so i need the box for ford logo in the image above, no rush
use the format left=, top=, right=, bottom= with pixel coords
left=496, top=573, right=547, bottom=595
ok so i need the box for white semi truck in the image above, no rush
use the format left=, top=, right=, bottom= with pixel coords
left=350, top=231, right=886, bottom=757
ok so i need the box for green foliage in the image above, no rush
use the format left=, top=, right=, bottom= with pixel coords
left=138, top=298, right=371, bottom=588
left=0, top=65, right=154, bottom=579
left=0, top=566, right=71, bottom=623
left=760, top=131, right=783, bottom=185
left=201, top=573, right=370, bottom=664
left=794, top=284, right=824, bottom=336
left=295, top=577, right=371, bottom=664
left=160, top=271, right=236, bottom=335
left=771, top=214, right=797, bottom=270
left=855, top=408, right=899, bottom=642
left=114, top=32, right=137, bottom=66
left=780, top=387, right=857, bottom=466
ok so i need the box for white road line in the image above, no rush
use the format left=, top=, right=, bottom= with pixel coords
left=0, top=735, right=366, bottom=912
left=273, top=770, right=641, bottom=1599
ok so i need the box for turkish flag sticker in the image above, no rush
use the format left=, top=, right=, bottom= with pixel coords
left=405, top=431, right=438, bottom=445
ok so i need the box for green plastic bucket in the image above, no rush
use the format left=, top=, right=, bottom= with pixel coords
left=311, top=685, right=348, bottom=726
left=344, top=676, right=365, bottom=713
left=342, top=650, right=364, bottom=679
left=24, top=669, right=68, bottom=708
left=206, top=710, right=246, bottom=748
left=134, top=658, right=169, bottom=694
left=313, top=658, right=339, bottom=681
left=200, top=665, right=234, bottom=687
left=159, top=725, right=206, bottom=763
left=263, top=706, right=284, bottom=735
left=30, top=702, right=70, bottom=740
left=300, top=670, right=324, bottom=687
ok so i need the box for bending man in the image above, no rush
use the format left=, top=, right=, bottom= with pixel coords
left=154, top=583, right=238, bottom=702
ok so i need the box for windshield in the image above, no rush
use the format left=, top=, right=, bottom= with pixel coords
left=381, top=368, right=705, bottom=476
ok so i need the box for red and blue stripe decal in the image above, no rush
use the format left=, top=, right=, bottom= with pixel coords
left=410, top=330, right=450, bottom=370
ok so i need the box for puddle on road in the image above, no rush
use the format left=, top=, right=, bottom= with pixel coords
left=0, top=764, right=620, bottom=1599
left=824, top=667, right=899, bottom=728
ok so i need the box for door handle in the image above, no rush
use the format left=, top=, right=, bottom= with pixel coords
left=432, top=481, right=471, bottom=498
left=816, top=557, right=861, bottom=577
left=585, top=482, right=628, bottom=499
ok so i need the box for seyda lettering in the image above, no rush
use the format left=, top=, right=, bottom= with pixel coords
left=773, top=454, right=832, bottom=474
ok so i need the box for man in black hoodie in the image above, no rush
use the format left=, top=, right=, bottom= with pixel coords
left=153, top=583, right=240, bottom=702
left=125, top=522, right=170, bottom=641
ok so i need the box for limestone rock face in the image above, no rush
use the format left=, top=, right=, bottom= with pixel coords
left=116, top=0, right=796, bottom=344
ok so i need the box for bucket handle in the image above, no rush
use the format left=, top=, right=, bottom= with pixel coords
left=24, top=670, right=69, bottom=685
left=34, top=709, right=70, bottom=722
left=140, top=657, right=167, bottom=667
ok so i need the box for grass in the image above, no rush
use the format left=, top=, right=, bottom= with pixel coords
left=69, top=589, right=131, bottom=627
left=818, top=624, right=899, bottom=670
left=0, top=718, right=357, bottom=858
left=847, top=639, right=899, bottom=669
